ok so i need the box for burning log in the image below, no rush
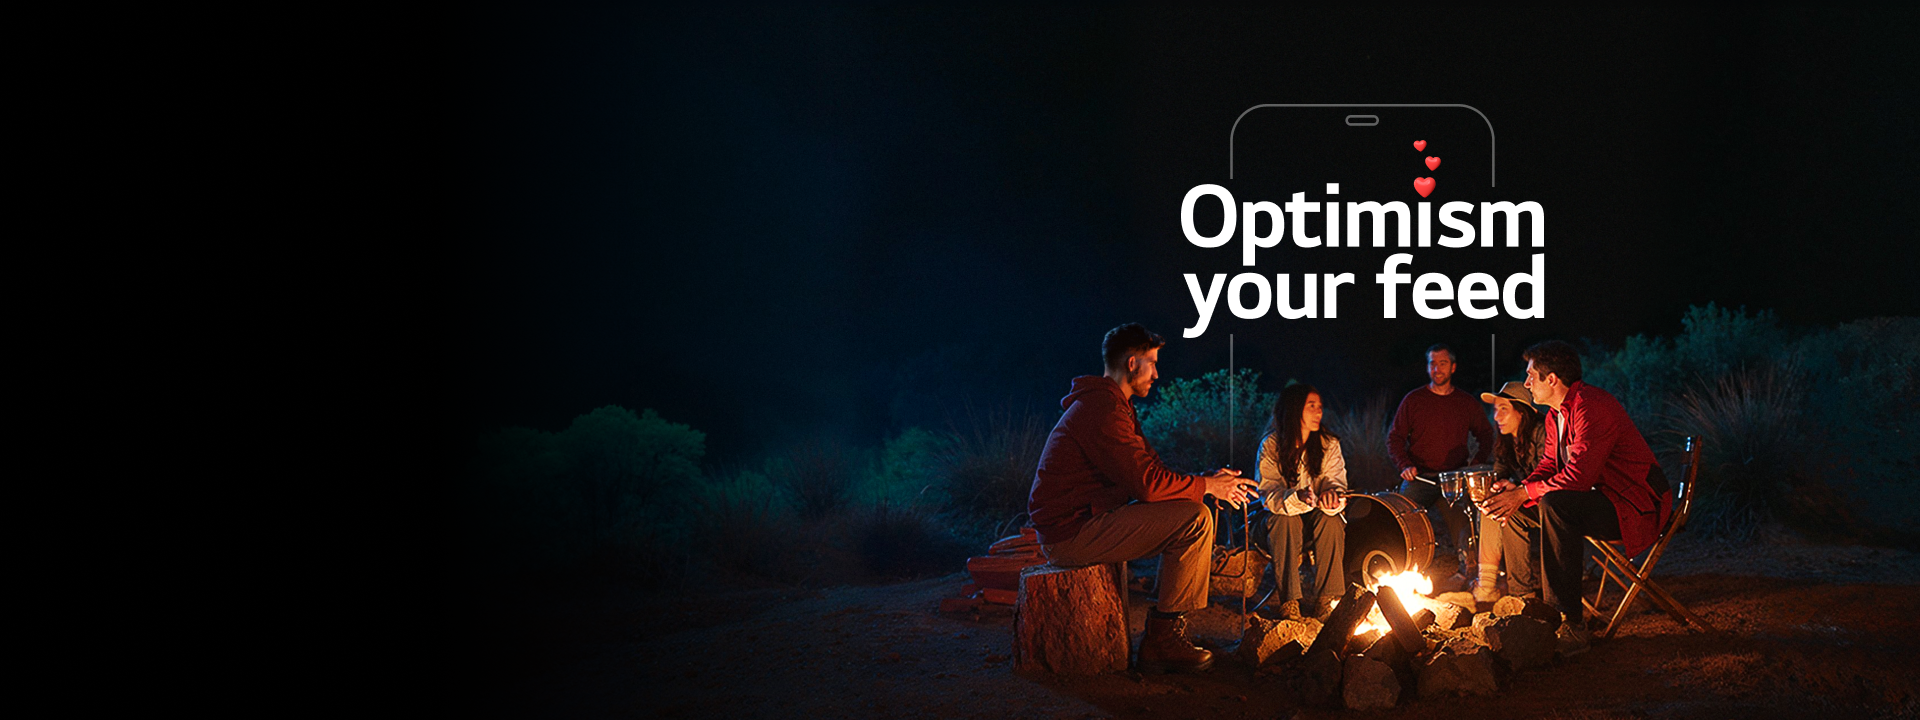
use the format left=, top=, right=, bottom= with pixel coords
left=1305, top=587, right=1378, bottom=658
left=1374, top=586, right=1426, bottom=655
left=1013, top=563, right=1129, bottom=675
left=1294, top=587, right=1377, bottom=706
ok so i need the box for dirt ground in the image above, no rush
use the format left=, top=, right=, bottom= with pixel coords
left=460, top=530, right=1920, bottom=719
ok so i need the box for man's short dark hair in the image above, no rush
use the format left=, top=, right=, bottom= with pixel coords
left=1426, top=344, right=1454, bottom=362
left=1522, top=340, right=1583, bottom=384
left=1103, top=323, right=1166, bottom=371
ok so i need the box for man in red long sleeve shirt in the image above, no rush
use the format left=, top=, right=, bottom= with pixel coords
left=1481, top=340, right=1672, bottom=656
left=1029, top=323, right=1256, bottom=674
left=1386, top=344, right=1497, bottom=555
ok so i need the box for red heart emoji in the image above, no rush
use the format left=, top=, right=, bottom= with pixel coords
left=1413, top=177, right=1435, bottom=197
left=1425, top=156, right=1441, bottom=171
left=1413, top=140, right=1427, bottom=152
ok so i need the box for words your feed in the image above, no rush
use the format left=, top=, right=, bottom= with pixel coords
left=1178, top=184, right=1547, bottom=337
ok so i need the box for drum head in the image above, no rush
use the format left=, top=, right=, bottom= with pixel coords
left=1342, top=492, right=1436, bottom=584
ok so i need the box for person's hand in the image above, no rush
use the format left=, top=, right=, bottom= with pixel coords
left=1319, top=489, right=1346, bottom=512
left=1400, top=466, right=1418, bottom=483
left=1204, top=468, right=1257, bottom=509
left=1481, top=484, right=1528, bottom=520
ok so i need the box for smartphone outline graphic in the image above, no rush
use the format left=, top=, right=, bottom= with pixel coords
left=1228, top=104, right=1497, bottom=187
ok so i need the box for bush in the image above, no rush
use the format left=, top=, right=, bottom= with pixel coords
left=468, top=406, right=706, bottom=573
left=849, top=501, right=975, bottom=579
left=1325, top=390, right=1399, bottom=493
left=1584, top=307, right=1918, bottom=542
left=683, top=468, right=802, bottom=580
left=1138, top=368, right=1278, bottom=476
left=765, top=440, right=866, bottom=520
left=1664, top=364, right=1818, bottom=539
left=934, top=407, right=1051, bottom=536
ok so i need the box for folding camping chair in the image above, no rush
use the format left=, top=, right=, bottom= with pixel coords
left=1581, top=436, right=1715, bottom=638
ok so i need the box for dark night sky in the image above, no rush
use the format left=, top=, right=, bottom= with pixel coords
left=456, top=7, right=1920, bottom=461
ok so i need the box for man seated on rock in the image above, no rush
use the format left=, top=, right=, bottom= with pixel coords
left=1479, top=340, right=1672, bottom=656
left=1029, top=323, right=1257, bottom=674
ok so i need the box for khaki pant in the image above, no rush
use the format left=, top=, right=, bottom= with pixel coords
left=1041, top=499, right=1215, bottom=613
left=1264, top=510, right=1345, bottom=603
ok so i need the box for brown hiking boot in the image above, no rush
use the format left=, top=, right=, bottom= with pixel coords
left=1137, top=614, right=1214, bottom=674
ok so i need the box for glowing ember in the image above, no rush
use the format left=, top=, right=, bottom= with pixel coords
left=1352, top=567, right=1443, bottom=636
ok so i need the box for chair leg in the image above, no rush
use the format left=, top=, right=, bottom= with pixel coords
left=1592, top=542, right=1713, bottom=636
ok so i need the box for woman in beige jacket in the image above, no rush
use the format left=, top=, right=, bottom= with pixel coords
left=1254, top=382, right=1348, bottom=620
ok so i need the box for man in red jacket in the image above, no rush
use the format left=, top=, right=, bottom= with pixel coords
left=1481, top=340, right=1672, bottom=656
left=1029, top=323, right=1256, bottom=674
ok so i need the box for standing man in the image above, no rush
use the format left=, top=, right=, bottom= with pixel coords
left=1029, top=323, right=1257, bottom=674
left=1385, top=344, right=1497, bottom=554
left=1481, top=340, right=1672, bottom=656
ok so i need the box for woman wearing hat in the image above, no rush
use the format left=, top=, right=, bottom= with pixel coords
left=1475, top=381, right=1547, bottom=602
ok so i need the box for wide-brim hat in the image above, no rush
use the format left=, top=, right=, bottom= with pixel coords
left=1479, top=381, right=1535, bottom=408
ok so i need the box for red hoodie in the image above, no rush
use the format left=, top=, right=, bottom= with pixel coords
left=1027, top=375, right=1205, bottom=544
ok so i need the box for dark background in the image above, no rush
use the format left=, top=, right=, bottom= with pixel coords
left=455, top=7, right=1920, bottom=462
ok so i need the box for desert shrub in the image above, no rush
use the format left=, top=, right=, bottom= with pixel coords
left=935, top=407, right=1050, bottom=535
left=468, top=406, right=706, bottom=573
left=849, top=501, right=976, bottom=579
left=559, top=406, right=706, bottom=545
left=683, top=468, right=803, bottom=580
left=1138, top=368, right=1278, bottom=475
left=861, top=427, right=950, bottom=508
left=1791, top=317, right=1920, bottom=543
left=1325, top=389, right=1399, bottom=493
left=765, top=440, right=867, bottom=520
left=1582, top=307, right=1919, bottom=542
left=1664, top=364, right=1817, bottom=539
left=1585, top=303, right=1788, bottom=432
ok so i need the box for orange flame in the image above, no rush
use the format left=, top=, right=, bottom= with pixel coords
left=1351, top=567, right=1442, bottom=636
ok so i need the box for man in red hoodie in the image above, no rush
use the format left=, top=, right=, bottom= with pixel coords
left=1029, top=324, right=1257, bottom=674
left=1481, top=340, right=1672, bottom=656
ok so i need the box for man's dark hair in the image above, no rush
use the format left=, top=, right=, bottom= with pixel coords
left=1102, top=323, right=1166, bottom=371
left=1426, top=344, right=1454, bottom=362
left=1522, top=340, right=1583, bottom=384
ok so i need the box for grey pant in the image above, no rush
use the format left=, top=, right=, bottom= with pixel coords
left=1266, top=510, right=1346, bottom=602
left=1042, top=499, right=1215, bottom=613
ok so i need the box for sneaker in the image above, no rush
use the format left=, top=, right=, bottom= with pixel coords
left=1555, top=621, right=1591, bottom=657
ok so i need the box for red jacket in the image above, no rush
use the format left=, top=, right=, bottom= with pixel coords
left=1522, top=381, right=1673, bottom=557
left=1028, top=376, right=1205, bottom=544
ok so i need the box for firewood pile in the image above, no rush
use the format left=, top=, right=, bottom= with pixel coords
left=1241, top=583, right=1567, bottom=710
left=939, top=528, right=1044, bottom=617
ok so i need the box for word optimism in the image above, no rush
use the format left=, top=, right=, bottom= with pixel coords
left=1178, top=183, right=1545, bottom=337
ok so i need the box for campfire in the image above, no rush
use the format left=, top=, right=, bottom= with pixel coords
left=1337, top=567, right=1438, bottom=637
left=1238, top=565, right=1571, bottom=710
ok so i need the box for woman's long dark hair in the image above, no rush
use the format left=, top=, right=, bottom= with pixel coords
left=1497, top=399, right=1545, bottom=471
left=1264, top=382, right=1337, bottom=482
